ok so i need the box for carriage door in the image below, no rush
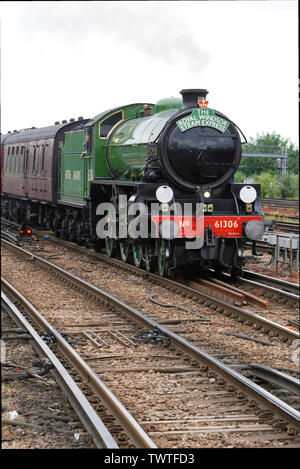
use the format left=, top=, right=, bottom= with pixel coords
left=23, top=145, right=30, bottom=197
left=84, top=127, right=93, bottom=197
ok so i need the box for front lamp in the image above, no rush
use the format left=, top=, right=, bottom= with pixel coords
left=239, top=185, right=257, bottom=204
left=156, top=185, right=174, bottom=203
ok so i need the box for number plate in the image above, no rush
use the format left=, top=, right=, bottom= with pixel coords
left=151, top=216, right=263, bottom=238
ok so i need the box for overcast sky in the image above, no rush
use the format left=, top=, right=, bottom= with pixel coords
left=1, top=1, right=298, bottom=145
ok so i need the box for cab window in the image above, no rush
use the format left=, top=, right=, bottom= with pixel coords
left=99, top=111, right=123, bottom=139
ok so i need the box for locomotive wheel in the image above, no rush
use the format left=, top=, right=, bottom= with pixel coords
left=157, top=239, right=170, bottom=277
left=132, top=242, right=143, bottom=268
left=120, top=240, right=131, bottom=263
left=143, top=244, right=157, bottom=273
left=105, top=237, right=116, bottom=258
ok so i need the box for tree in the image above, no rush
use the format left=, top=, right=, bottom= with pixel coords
left=234, top=170, right=246, bottom=183
left=240, top=132, right=299, bottom=176
left=255, top=173, right=281, bottom=198
left=279, top=173, right=299, bottom=199
left=286, top=143, right=299, bottom=174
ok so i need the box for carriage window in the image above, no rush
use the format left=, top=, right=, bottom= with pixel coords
left=11, top=155, right=16, bottom=174
left=8, top=147, right=11, bottom=156
left=19, top=154, right=23, bottom=174
left=16, top=146, right=19, bottom=155
left=25, top=150, right=29, bottom=172
left=99, top=111, right=124, bottom=139
left=32, top=148, right=37, bottom=172
left=7, top=155, right=11, bottom=173
left=15, top=155, right=19, bottom=174
left=37, top=150, right=41, bottom=175
left=12, top=147, right=15, bottom=156
left=41, top=147, right=45, bottom=172
left=37, top=147, right=44, bottom=176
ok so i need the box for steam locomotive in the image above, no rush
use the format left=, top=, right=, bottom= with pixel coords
left=1, top=89, right=264, bottom=276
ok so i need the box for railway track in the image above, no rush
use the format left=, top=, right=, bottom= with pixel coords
left=262, top=199, right=299, bottom=209
left=1, top=292, right=118, bottom=449
left=276, top=222, right=299, bottom=234
left=1, top=219, right=299, bottom=340
left=1, top=240, right=300, bottom=447
left=262, top=199, right=299, bottom=232
left=1, top=218, right=299, bottom=339
left=2, top=224, right=299, bottom=349
left=241, top=270, right=299, bottom=297
left=15, top=227, right=300, bottom=341
left=3, top=252, right=298, bottom=415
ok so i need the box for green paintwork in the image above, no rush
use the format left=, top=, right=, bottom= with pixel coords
left=59, top=130, right=91, bottom=205
left=153, top=96, right=182, bottom=114
left=119, top=240, right=131, bottom=262
left=105, top=237, right=116, bottom=257
left=106, top=109, right=179, bottom=180
left=93, top=104, right=150, bottom=179
left=58, top=97, right=182, bottom=204
left=132, top=243, right=143, bottom=267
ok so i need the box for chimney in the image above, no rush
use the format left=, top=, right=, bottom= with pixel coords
left=180, top=89, right=209, bottom=110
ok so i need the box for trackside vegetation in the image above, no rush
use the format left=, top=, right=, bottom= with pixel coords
left=235, top=132, right=299, bottom=199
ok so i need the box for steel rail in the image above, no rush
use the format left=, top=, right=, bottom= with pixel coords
left=2, top=231, right=298, bottom=342
left=0, top=230, right=19, bottom=244
left=248, top=364, right=300, bottom=396
left=276, top=222, right=299, bottom=233
left=173, top=272, right=246, bottom=306
left=35, top=231, right=300, bottom=316
left=2, top=240, right=300, bottom=429
left=1, top=290, right=118, bottom=449
left=262, top=199, right=299, bottom=208
left=1, top=277, right=157, bottom=449
left=175, top=271, right=269, bottom=309
left=214, top=268, right=299, bottom=301
left=2, top=217, right=297, bottom=300
left=231, top=363, right=300, bottom=396
left=146, top=275, right=299, bottom=343
left=207, top=276, right=269, bottom=309
left=51, top=233, right=298, bottom=312
left=242, top=270, right=299, bottom=299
